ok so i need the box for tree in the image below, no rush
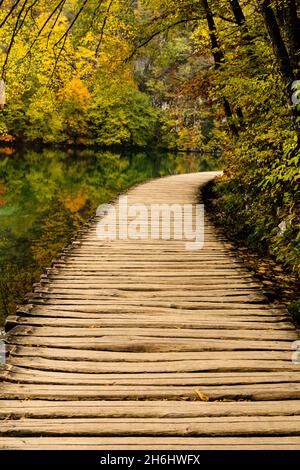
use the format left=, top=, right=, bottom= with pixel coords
left=261, top=0, right=300, bottom=144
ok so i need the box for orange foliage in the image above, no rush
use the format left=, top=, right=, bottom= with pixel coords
left=0, top=147, right=16, bottom=155
left=0, top=135, right=16, bottom=143
left=61, top=193, right=87, bottom=213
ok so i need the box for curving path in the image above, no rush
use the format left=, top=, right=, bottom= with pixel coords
left=0, top=172, right=300, bottom=449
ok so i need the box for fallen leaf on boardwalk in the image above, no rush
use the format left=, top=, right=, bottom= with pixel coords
left=195, top=390, right=209, bottom=401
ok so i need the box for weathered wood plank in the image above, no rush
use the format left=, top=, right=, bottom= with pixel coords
left=6, top=332, right=295, bottom=351
left=5, top=343, right=295, bottom=359
left=29, top=298, right=270, bottom=307
left=1, top=367, right=300, bottom=386
left=0, top=437, right=299, bottom=450
left=7, top=321, right=297, bottom=341
left=11, top=311, right=295, bottom=330
left=1, top=399, right=300, bottom=418
left=1, top=416, right=300, bottom=437
left=6, top=355, right=299, bottom=374
left=1, top=382, right=300, bottom=401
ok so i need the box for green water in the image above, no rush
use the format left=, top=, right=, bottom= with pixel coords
left=0, top=147, right=222, bottom=324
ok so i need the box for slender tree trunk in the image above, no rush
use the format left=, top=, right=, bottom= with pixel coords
left=222, top=97, right=239, bottom=135
left=202, top=0, right=239, bottom=135
left=229, top=0, right=246, bottom=26
left=261, top=0, right=293, bottom=86
left=274, top=1, right=285, bottom=29
left=202, top=0, right=224, bottom=65
left=282, top=0, right=300, bottom=76
left=261, top=0, right=300, bottom=145
left=228, top=0, right=258, bottom=81
left=229, top=0, right=255, bottom=45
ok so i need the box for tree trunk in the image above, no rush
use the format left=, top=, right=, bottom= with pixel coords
left=261, top=0, right=293, bottom=87
left=202, top=0, right=224, bottom=66
left=282, top=0, right=300, bottom=76
left=261, top=0, right=300, bottom=146
left=202, top=0, right=239, bottom=135
left=228, top=0, right=258, bottom=69
left=229, top=0, right=246, bottom=26
left=222, top=97, right=239, bottom=136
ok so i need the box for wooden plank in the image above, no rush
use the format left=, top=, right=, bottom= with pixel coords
left=1, top=382, right=300, bottom=401
left=12, top=312, right=293, bottom=329
left=34, top=287, right=263, bottom=296
left=2, top=367, right=300, bottom=386
left=30, top=298, right=270, bottom=307
left=47, top=270, right=251, bottom=277
left=0, top=435, right=297, bottom=450
left=41, top=281, right=262, bottom=289
left=46, top=279, right=259, bottom=286
left=59, top=263, right=243, bottom=269
left=1, top=416, right=300, bottom=437
left=7, top=321, right=297, bottom=341
left=23, top=304, right=284, bottom=318
left=19, top=303, right=285, bottom=314
left=47, top=296, right=268, bottom=304
left=1, top=441, right=299, bottom=449
left=1, top=399, right=300, bottom=418
left=7, top=355, right=299, bottom=375
left=6, top=344, right=294, bottom=360
left=6, top=333, right=295, bottom=351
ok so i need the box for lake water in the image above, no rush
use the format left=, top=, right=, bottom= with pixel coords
left=0, top=147, right=222, bottom=324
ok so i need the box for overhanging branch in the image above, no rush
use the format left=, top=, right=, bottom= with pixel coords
left=125, top=16, right=200, bottom=62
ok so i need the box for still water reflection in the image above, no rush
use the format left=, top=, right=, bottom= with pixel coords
left=0, top=148, right=222, bottom=323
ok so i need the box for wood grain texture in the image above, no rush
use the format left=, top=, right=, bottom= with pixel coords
left=1, top=171, right=299, bottom=450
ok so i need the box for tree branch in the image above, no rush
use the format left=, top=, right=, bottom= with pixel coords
left=0, top=0, right=24, bottom=29
left=125, top=17, right=200, bottom=62
left=15, top=0, right=39, bottom=35
left=95, top=0, right=113, bottom=56
left=26, top=0, right=66, bottom=54
left=46, top=0, right=66, bottom=46
left=217, top=14, right=237, bottom=24
left=1, top=0, right=29, bottom=79
left=51, top=0, right=90, bottom=78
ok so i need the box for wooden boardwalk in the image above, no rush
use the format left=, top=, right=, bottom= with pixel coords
left=0, top=172, right=300, bottom=450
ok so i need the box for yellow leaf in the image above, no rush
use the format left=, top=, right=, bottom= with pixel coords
left=195, top=390, right=209, bottom=401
